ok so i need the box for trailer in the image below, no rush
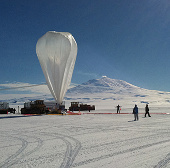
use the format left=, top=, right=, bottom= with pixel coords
left=44, top=101, right=66, bottom=114
left=69, top=102, right=95, bottom=111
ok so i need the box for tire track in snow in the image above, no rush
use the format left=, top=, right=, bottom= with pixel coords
left=0, top=136, right=28, bottom=168
left=62, top=135, right=81, bottom=168
left=59, top=137, right=73, bottom=168
left=41, top=132, right=81, bottom=168
left=81, top=131, right=169, bottom=151
left=72, top=139, right=170, bottom=167
left=154, top=152, right=170, bottom=168
left=0, top=135, right=43, bottom=168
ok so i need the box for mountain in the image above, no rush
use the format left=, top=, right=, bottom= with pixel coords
left=1, top=76, right=170, bottom=109
left=67, top=76, right=140, bottom=94
left=65, top=76, right=170, bottom=109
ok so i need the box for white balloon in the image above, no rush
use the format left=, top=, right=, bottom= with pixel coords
left=36, top=31, right=77, bottom=104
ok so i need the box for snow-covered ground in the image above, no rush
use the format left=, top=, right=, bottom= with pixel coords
left=1, top=108, right=170, bottom=168
left=1, top=77, right=170, bottom=167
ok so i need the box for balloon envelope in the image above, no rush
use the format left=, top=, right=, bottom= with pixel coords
left=36, top=31, right=77, bottom=104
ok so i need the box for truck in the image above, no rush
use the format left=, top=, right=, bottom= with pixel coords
left=21, top=100, right=66, bottom=114
left=21, top=100, right=46, bottom=114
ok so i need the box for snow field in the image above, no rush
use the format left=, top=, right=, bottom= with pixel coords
left=0, top=110, right=170, bottom=168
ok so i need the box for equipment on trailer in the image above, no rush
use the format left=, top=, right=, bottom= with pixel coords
left=69, top=102, right=95, bottom=111
left=21, top=100, right=46, bottom=114
left=0, top=102, right=15, bottom=114
left=45, top=101, right=66, bottom=114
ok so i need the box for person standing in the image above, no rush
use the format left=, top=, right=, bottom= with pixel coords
left=117, top=105, right=121, bottom=113
left=145, top=104, right=151, bottom=117
left=133, top=104, right=139, bottom=121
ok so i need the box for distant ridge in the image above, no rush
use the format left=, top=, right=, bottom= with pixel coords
left=1, top=76, right=170, bottom=108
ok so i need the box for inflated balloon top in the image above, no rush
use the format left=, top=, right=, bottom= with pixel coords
left=36, top=31, right=77, bottom=104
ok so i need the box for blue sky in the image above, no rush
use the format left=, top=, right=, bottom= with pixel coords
left=0, top=0, right=170, bottom=92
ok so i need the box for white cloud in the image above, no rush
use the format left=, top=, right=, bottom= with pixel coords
left=0, top=82, right=78, bottom=102
left=0, top=82, right=50, bottom=94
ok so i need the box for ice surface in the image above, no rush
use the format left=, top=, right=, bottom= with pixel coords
left=1, top=109, right=170, bottom=168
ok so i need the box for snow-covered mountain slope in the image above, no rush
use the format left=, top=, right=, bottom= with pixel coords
left=67, top=76, right=140, bottom=94
left=1, top=76, right=170, bottom=109
left=65, top=76, right=170, bottom=109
